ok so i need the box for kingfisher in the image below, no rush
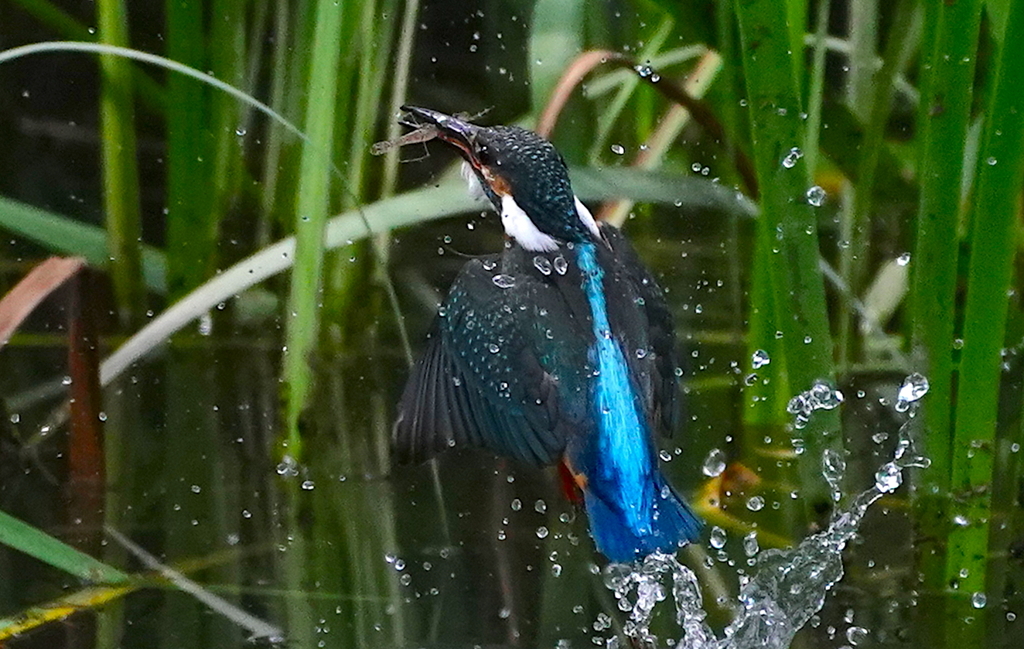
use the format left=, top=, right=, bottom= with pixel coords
left=392, top=106, right=702, bottom=562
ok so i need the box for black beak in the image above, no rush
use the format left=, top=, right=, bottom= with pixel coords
left=400, top=105, right=480, bottom=159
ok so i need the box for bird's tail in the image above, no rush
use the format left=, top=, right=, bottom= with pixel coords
left=585, top=473, right=702, bottom=563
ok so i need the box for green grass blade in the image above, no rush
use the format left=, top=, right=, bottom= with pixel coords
left=0, top=196, right=166, bottom=292
left=735, top=0, right=840, bottom=509
left=0, top=510, right=129, bottom=584
left=96, top=0, right=144, bottom=324
left=948, top=0, right=1024, bottom=628
left=164, top=0, right=212, bottom=300
left=910, top=0, right=981, bottom=514
left=909, top=2, right=982, bottom=642
left=281, top=0, right=346, bottom=460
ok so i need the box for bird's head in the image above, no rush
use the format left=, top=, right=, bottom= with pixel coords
left=400, top=106, right=600, bottom=252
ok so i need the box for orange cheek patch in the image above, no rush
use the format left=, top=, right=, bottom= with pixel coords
left=482, top=167, right=511, bottom=196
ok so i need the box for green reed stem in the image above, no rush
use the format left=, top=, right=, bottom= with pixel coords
left=164, top=0, right=211, bottom=300
left=947, top=0, right=1024, bottom=631
left=910, top=0, right=980, bottom=527
left=909, top=1, right=982, bottom=645
left=735, top=0, right=839, bottom=510
left=281, top=0, right=346, bottom=460
left=96, top=0, right=144, bottom=326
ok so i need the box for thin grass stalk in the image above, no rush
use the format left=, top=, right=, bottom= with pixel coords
left=803, top=0, right=830, bottom=176
left=947, top=0, right=1024, bottom=633
left=256, top=0, right=292, bottom=246
left=785, top=0, right=808, bottom=93
left=207, top=0, right=246, bottom=258
left=601, top=53, right=723, bottom=227
left=96, top=0, right=144, bottom=325
left=376, top=0, right=421, bottom=367
left=734, top=0, right=840, bottom=512
left=585, top=18, right=674, bottom=165
left=715, top=0, right=747, bottom=333
left=845, top=0, right=878, bottom=122
left=164, top=0, right=211, bottom=300
left=322, top=0, right=391, bottom=338
left=838, top=0, right=920, bottom=367
left=281, top=0, right=346, bottom=459
left=381, top=0, right=422, bottom=197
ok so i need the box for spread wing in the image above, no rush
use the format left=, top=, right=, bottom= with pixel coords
left=392, top=255, right=574, bottom=467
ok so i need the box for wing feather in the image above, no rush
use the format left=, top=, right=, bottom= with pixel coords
left=393, top=255, right=572, bottom=467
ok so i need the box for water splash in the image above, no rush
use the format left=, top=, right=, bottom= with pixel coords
left=601, top=376, right=930, bottom=648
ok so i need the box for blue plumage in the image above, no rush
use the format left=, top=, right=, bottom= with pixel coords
left=392, top=107, right=702, bottom=562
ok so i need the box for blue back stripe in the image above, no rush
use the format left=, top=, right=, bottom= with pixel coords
left=576, top=243, right=650, bottom=534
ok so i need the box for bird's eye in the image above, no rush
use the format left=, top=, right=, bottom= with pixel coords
left=475, top=144, right=494, bottom=165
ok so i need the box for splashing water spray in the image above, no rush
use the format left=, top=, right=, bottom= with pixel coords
left=601, top=373, right=932, bottom=649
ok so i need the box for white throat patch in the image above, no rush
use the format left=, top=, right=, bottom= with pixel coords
left=574, top=196, right=601, bottom=239
left=499, top=194, right=559, bottom=252
left=461, top=160, right=487, bottom=202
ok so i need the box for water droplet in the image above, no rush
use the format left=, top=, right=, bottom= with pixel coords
left=198, top=312, right=213, bottom=336
left=511, top=498, right=522, bottom=511
left=533, top=255, right=552, bottom=275
left=610, top=144, right=625, bottom=155
left=276, top=455, right=298, bottom=476
left=986, top=156, right=997, bottom=166
left=301, top=479, right=315, bottom=490
left=488, top=343, right=500, bottom=354
left=492, top=273, right=516, bottom=289
left=895, top=373, right=929, bottom=412
left=782, top=147, right=804, bottom=169
left=896, top=252, right=912, bottom=266
left=553, top=256, right=568, bottom=275
left=746, top=496, right=765, bottom=511
left=806, top=185, right=826, bottom=206
left=235, top=126, right=247, bottom=137
left=709, top=526, right=727, bottom=549
left=823, top=448, right=846, bottom=500
left=743, top=531, right=759, bottom=557
left=635, top=348, right=648, bottom=359
left=751, top=349, right=771, bottom=369
left=971, top=592, right=987, bottom=609
left=702, top=448, right=726, bottom=477
left=846, top=626, right=869, bottom=645
left=534, top=499, right=547, bottom=513
left=536, top=526, right=549, bottom=539
left=874, top=462, right=902, bottom=493
left=659, top=449, right=672, bottom=462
